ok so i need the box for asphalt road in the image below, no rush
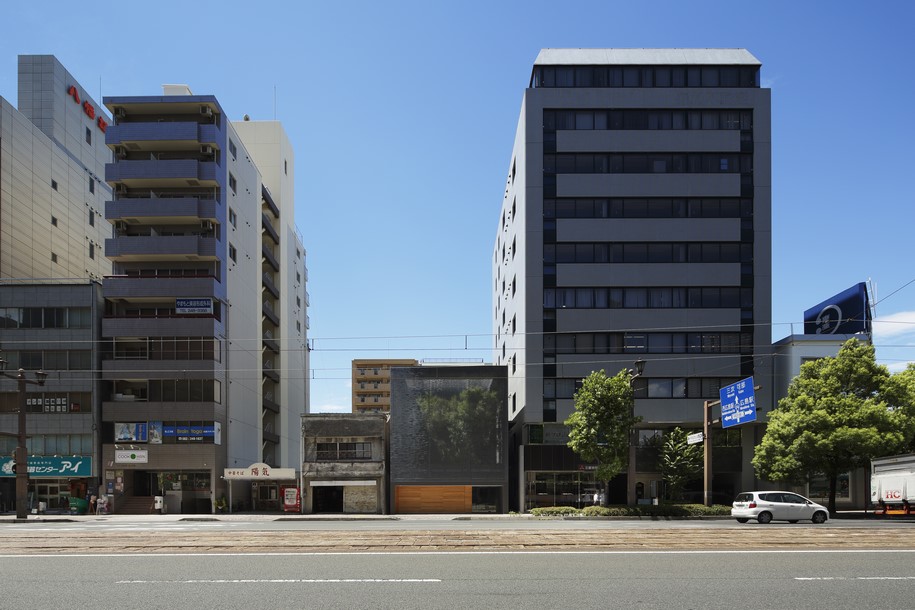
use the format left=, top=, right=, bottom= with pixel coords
left=3, top=549, right=914, bottom=609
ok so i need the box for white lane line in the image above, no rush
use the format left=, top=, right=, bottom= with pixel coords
left=117, top=579, right=441, bottom=584
left=797, top=576, right=915, bottom=581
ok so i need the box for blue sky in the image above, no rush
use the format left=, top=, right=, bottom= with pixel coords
left=3, top=1, right=913, bottom=412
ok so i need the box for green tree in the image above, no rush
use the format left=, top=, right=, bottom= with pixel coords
left=752, top=339, right=915, bottom=514
left=566, top=369, right=641, bottom=505
left=659, top=427, right=703, bottom=501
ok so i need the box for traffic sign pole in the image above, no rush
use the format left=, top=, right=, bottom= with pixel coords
left=703, top=398, right=718, bottom=507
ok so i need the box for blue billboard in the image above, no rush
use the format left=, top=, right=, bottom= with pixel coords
left=804, top=282, right=872, bottom=335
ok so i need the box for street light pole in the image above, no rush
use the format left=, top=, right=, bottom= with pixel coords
left=0, top=356, right=48, bottom=519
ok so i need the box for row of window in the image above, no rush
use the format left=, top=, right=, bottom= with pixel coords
left=532, top=65, right=759, bottom=89
left=543, top=287, right=753, bottom=309
left=316, top=442, right=373, bottom=461
left=0, top=392, right=90, bottom=414
left=0, top=434, right=93, bottom=457
left=544, top=242, right=753, bottom=265
left=110, top=379, right=221, bottom=403
left=543, top=332, right=753, bottom=355
left=543, top=153, right=752, bottom=174
left=544, top=109, right=753, bottom=131
left=107, top=337, right=220, bottom=361
left=544, top=197, right=753, bottom=220
left=544, top=376, right=742, bottom=400
left=1, top=350, right=91, bottom=371
left=0, top=307, right=92, bottom=329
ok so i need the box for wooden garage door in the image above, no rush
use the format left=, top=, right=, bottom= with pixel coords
left=394, top=485, right=472, bottom=513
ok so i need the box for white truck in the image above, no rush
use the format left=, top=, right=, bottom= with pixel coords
left=871, top=453, right=915, bottom=515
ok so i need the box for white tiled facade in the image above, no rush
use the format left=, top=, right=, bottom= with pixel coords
left=1, top=55, right=112, bottom=280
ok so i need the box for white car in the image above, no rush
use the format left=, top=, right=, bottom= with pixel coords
left=731, top=491, right=829, bottom=524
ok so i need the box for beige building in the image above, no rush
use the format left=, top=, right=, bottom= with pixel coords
left=351, top=359, right=417, bottom=413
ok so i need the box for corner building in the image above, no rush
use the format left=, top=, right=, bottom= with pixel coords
left=0, top=55, right=112, bottom=512
left=101, top=88, right=307, bottom=513
left=495, top=49, right=772, bottom=511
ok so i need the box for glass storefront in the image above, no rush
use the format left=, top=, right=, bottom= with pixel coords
left=525, top=471, right=600, bottom=511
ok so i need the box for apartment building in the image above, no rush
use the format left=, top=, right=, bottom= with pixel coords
left=494, top=49, right=772, bottom=511
left=101, top=88, right=307, bottom=513
left=352, top=359, right=417, bottom=413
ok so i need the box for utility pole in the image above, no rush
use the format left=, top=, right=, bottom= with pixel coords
left=0, top=355, right=48, bottom=519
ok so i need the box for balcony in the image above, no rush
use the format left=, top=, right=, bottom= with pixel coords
left=106, top=197, right=218, bottom=223
left=104, top=275, right=219, bottom=299
left=107, top=121, right=220, bottom=147
left=103, top=315, right=221, bottom=338
left=262, top=301, right=280, bottom=326
left=101, top=358, right=222, bottom=380
left=262, top=213, right=279, bottom=244
left=262, top=361, right=280, bottom=383
left=106, top=159, right=219, bottom=187
left=261, top=185, right=280, bottom=218
left=262, top=243, right=279, bottom=271
left=105, top=235, right=218, bottom=261
left=262, top=273, right=279, bottom=300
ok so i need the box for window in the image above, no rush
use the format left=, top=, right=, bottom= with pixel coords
left=51, top=180, right=58, bottom=191
left=89, top=178, right=95, bottom=194
left=51, top=253, right=58, bottom=263
left=228, top=173, right=237, bottom=194
left=89, top=211, right=94, bottom=227
left=284, top=160, right=288, bottom=175
left=85, top=127, right=91, bottom=144
left=89, top=243, right=94, bottom=260
left=51, top=216, right=57, bottom=227
left=228, top=139, right=237, bottom=160
left=228, top=208, right=237, bottom=228
left=228, top=244, right=237, bottom=263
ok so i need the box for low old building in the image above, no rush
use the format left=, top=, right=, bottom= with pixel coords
left=300, top=413, right=386, bottom=514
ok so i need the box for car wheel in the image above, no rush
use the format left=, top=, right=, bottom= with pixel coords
left=757, top=511, right=772, bottom=524
left=736, top=518, right=749, bottom=523
left=788, top=520, right=798, bottom=524
left=811, top=511, right=827, bottom=524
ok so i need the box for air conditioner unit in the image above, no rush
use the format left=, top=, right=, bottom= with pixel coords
left=115, top=147, right=127, bottom=159
left=201, top=221, right=214, bottom=231
left=115, top=184, right=127, bottom=195
left=114, top=107, right=126, bottom=119
left=200, top=145, right=214, bottom=155
left=200, top=106, right=213, bottom=117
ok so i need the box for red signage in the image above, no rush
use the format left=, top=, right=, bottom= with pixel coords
left=67, top=84, right=107, bottom=133
left=282, top=486, right=301, bottom=513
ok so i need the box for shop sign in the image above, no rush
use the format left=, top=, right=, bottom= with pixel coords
left=67, top=84, right=108, bottom=132
left=176, top=298, right=213, bottom=315
left=164, top=424, right=215, bottom=442
left=115, top=450, right=148, bottom=464
left=0, top=456, right=92, bottom=477
left=223, top=462, right=295, bottom=480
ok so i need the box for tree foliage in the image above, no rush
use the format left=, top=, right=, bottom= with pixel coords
left=659, top=427, right=703, bottom=501
left=752, top=339, right=915, bottom=513
left=565, top=369, right=641, bottom=486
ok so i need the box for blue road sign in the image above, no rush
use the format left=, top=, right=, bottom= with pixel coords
left=720, top=377, right=756, bottom=428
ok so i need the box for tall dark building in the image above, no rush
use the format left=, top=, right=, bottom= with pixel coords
left=494, top=49, right=772, bottom=510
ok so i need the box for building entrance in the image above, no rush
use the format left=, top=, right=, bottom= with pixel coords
left=312, top=486, right=343, bottom=513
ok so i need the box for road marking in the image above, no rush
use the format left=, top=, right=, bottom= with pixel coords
left=117, top=579, right=441, bottom=584
left=796, top=576, right=915, bottom=581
